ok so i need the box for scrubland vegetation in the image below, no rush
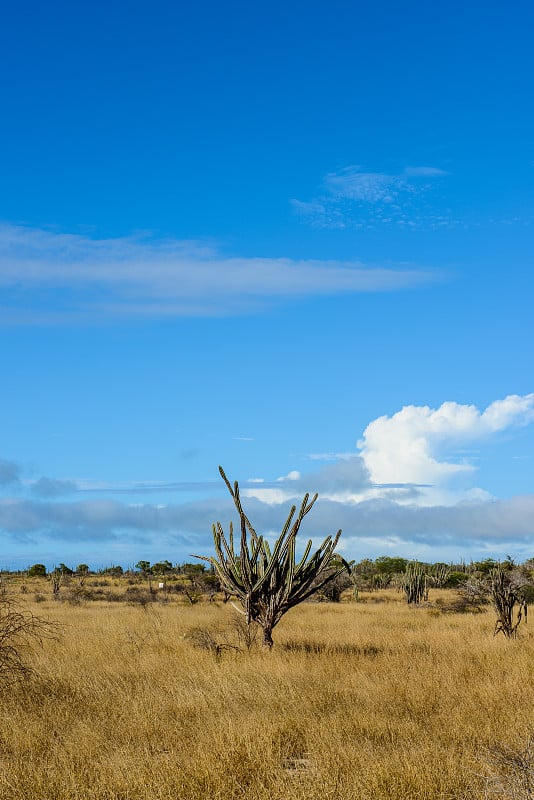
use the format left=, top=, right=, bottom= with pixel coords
left=1, top=575, right=534, bottom=800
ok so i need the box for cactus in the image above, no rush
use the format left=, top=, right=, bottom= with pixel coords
left=490, top=565, right=528, bottom=638
left=430, top=562, right=451, bottom=588
left=400, top=561, right=428, bottom=605
left=49, top=569, right=62, bottom=596
left=195, top=466, right=346, bottom=648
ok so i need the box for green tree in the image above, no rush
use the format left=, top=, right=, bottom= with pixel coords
left=196, top=466, right=347, bottom=648
left=375, top=556, right=408, bottom=575
left=101, top=565, right=123, bottom=576
left=135, top=560, right=151, bottom=574
left=27, top=564, right=47, bottom=578
left=180, top=562, right=205, bottom=575
left=151, top=560, right=173, bottom=574
left=472, top=558, right=498, bottom=574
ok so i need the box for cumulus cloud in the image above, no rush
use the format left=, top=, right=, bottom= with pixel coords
left=208, top=394, right=534, bottom=512
left=358, top=394, right=534, bottom=504
left=0, top=223, right=437, bottom=323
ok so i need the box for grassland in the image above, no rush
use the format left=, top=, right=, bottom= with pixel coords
left=1, top=580, right=533, bottom=799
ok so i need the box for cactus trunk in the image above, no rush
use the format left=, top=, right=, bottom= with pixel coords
left=262, top=626, right=274, bottom=649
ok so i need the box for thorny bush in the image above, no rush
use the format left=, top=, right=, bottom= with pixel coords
left=0, top=593, right=60, bottom=686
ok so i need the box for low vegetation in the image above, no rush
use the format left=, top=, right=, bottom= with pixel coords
left=0, top=590, right=59, bottom=685
left=5, top=481, right=534, bottom=800
left=0, top=582, right=533, bottom=799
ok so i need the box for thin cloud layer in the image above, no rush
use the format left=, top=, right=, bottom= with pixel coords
left=0, top=223, right=437, bottom=323
left=2, top=490, right=534, bottom=564
left=292, top=164, right=451, bottom=229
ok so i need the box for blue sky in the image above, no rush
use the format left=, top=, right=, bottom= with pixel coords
left=1, top=0, right=534, bottom=570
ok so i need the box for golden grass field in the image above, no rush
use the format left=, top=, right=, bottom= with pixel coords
left=1, top=581, right=533, bottom=800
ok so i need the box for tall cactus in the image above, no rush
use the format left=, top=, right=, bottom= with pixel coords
left=400, top=561, right=428, bottom=605
left=195, top=466, right=346, bottom=648
left=430, top=562, right=451, bottom=589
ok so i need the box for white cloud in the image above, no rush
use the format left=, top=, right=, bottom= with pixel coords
left=306, top=452, right=358, bottom=461
left=358, top=394, right=534, bottom=504
left=403, top=166, right=450, bottom=177
left=276, top=470, right=301, bottom=482
left=292, top=163, right=450, bottom=229
left=0, top=223, right=438, bottom=323
left=324, top=166, right=403, bottom=203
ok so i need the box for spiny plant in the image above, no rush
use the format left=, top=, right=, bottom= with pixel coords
left=490, top=564, right=528, bottom=639
left=195, top=466, right=347, bottom=648
left=400, top=561, right=428, bottom=605
left=430, top=562, right=451, bottom=588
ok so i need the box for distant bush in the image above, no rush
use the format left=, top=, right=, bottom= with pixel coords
left=100, top=566, right=123, bottom=576
left=444, top=571, right=468, bottom=588
left=27, top=564, right=47, bottom=578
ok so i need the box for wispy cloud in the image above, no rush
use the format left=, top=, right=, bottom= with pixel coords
left=0, top=223, right=439, bottom=324
left=292, top=164, right=451, bottom=229
left=31, top=477, right=79, bottom=497
left=28, top=477, right=224, bottom=496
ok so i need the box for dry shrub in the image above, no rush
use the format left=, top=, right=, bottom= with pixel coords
left=0, top=594, right=59, bottom=685
left=481, top=736, right=534, bottom=799
left=228, top=612, right=259, bottom=651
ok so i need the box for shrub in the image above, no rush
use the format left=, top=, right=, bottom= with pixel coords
left=490, top=565, right=528, bottom=639
left=444, top=571, right=467, bottom=588
left=27, top=564, right=47, bottom=578
left=482, top=736, right=534, bottom=798
left=0, top=594, right=59, bottom=685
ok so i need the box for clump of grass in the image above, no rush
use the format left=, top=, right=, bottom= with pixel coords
left=281, top=640, right=382, bottom=657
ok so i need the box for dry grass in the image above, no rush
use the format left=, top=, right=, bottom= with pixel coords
left=1, top=587, right=533, bottom=799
